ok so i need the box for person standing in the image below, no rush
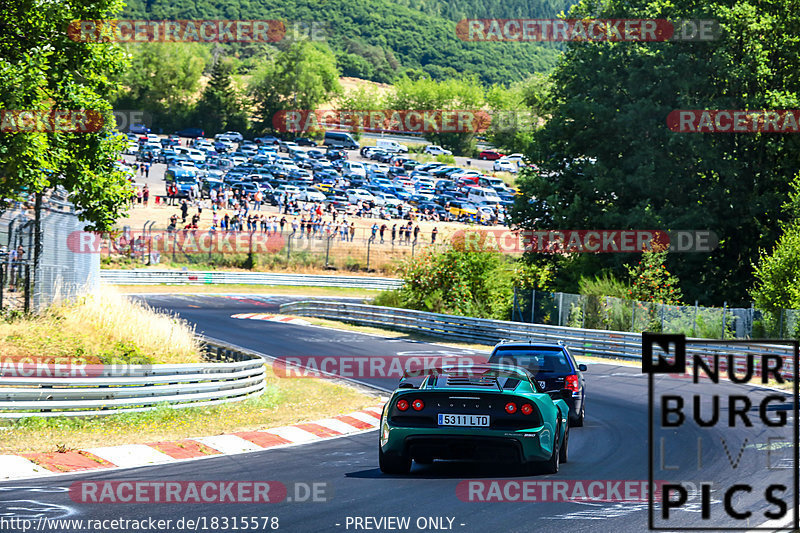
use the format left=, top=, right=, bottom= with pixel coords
left=349, top=222, right=356, bottom=242
left=144, top=162, right=150, bottom=178
left=431, top=227, right=438, bottom=244
left=180, top=199, right=189, bottom=223
left=391, top=224, right=397, bottom=245
left=413, top=224, right=420, bottom=244
left=142, top=184, right=150, bottom=206
left=379, top=224, right=387, bottom=244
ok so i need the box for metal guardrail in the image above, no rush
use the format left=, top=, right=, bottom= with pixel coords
left=279, top=301, right=797, bottom=378
left=0, top=341, right=266, bottom=418
left=100, top=269, right=404, bottom=290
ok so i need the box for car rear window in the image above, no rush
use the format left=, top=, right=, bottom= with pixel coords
left=490, top=348, right=573, bottom=373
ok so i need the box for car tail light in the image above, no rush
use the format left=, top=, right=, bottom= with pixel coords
left=397, top=399, right=409, bottom=411
left=521, top=404, right=533, bottom=415
left=565, top=374, right=580, bottom=393
left=412, top=399, right=424, bottom=411
left=505, top=402, right=517, bottom=414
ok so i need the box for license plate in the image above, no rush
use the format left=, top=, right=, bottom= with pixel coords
left=438, top=414, right=490, bottom=427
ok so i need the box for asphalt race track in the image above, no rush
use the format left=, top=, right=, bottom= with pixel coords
left=0, top=294, right=795, bottom=532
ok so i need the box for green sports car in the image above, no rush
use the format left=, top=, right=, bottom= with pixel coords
left=379, top=364, right=570, bottom=475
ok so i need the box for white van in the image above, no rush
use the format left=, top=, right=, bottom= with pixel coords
left=376, top=139, right=409, bottom=153
left=467, top=187, right=502, bottom=205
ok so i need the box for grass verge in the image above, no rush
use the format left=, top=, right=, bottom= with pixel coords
left=0, top=286, right=202, bottom=364
left=0, top=365, right=380, bottom=454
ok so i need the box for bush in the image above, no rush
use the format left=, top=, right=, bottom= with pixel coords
left=385, top=234, right=514, bottom=319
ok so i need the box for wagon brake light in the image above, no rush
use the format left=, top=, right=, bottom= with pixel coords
left=565, top=374, right=580, bottom=393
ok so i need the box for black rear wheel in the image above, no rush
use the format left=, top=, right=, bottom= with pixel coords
left=570, top=401, right=585, bottom=427
left=379, top=446, right=411, bottom=474
left=559, top=425, right=569, bottom=463
left=529, top=419, right=561, bottom=475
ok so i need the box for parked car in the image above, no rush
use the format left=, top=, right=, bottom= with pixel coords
left=175, top=127, right=205, bottom=138
left=294, top=137, right=318, bottom=146
left=216, top=131, right=244, bottom=142
left=129, top=123, right=150, bottom=135
left=493, top=159, right=517, bottom=173
left=478, top=149, right=505, bottom=160
left=346, top=188, right=377, bottom=205
left=423, top=145, right=452, bottom=156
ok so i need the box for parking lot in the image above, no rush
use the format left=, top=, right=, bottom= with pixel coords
left=118, top=131, right=521, bottom=250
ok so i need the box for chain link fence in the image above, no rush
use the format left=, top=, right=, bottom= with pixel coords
left=510, top=288, right=800, bottom=340
left=0, top=191, right=100, bottom=313
left=100, top=221, right=439, bottom=274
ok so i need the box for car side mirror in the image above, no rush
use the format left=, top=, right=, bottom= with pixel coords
left=578, top=364, right=588, bottom=372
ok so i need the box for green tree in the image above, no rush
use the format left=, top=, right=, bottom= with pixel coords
left=387, top=77, right=485, bottom=155
left=752, top=173, right=800, bottom=312
left=112, top=43, right=208, bottom=131
left=485, top=74, right=552, bottom=154
left=194, top=57, right=248, bottom=137
left=626, top=245, right=683, bottom=305
left=335, top=86, right=387, bottom=140
left=0, top=0, right=133, bottom=230
left=512, top=0, right=800, bottom=305
left=249, top=40, right=341, bottom=133
left=387, top=233, right=513, bottom=318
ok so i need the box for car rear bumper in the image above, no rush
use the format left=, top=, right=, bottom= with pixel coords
left=380, top=423, right=552, bottom=463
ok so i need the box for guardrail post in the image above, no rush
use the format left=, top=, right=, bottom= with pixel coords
left=530, top=289, right=535, bottom=324
left=23, top=264, right=30, bottom=313
left=286, top=235, right=292, bottom=263
left=721, top=301, right=727, bottom=339
left=366, top=237, right=371, bottom=271
left=693, top=300, right=698, bottom=337
left=325, top=235, right=332, bottom=268
left=631, top=300, right=636, bottom=331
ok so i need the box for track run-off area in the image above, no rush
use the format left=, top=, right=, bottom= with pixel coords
left=0, top=293, right=795, bottom=533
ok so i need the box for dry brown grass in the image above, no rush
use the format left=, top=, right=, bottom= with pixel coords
left=0, top=286, right=202, bottom=364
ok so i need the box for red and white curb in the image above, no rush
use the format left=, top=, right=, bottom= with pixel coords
left=231, top=313, right=311, bottom=325
left=0, top=406, right=383, bottom=481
